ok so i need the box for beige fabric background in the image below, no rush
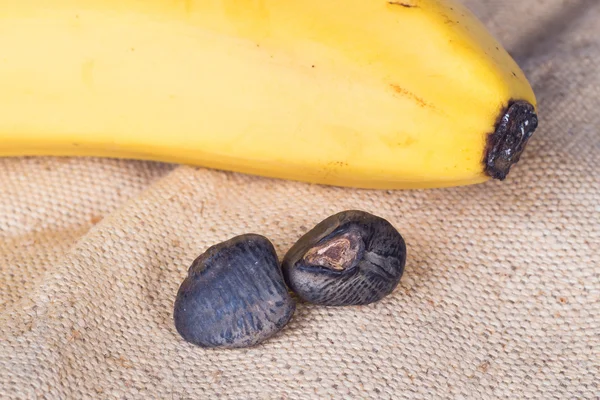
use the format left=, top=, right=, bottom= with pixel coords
left=1, top=0, right=599, bottom=398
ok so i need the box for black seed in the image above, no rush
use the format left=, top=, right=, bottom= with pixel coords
left=282, top=210, right=406, bottom=306
left=173, top=234, right=296, bottom=348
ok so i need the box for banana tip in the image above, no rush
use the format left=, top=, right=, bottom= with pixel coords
left=485, top=100, right=538, bottom=180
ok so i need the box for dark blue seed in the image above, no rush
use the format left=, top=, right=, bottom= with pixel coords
left=173, top=234, right=296, bottom=348
left=282, top=210, right=406, bottom=306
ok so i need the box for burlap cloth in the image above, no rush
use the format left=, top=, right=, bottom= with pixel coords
left=1, top=0, right=599, bottom=398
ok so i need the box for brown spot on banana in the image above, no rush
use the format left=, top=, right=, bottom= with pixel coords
left=390, top=84, right=434, bottom=109
left=388, top=1, right=418, bottom=7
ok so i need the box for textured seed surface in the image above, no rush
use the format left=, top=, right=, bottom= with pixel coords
left=282, top=210, right=406, bottom=306
left=173, top=234, right=295, bottom=348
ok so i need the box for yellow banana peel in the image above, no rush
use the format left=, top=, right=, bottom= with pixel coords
left=0, top=0, right=538, bottom=189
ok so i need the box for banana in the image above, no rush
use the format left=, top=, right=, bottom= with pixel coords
left=0, top=0, right=538, bottom=189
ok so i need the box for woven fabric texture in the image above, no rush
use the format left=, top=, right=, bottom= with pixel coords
left=1, top=0, right=599, bottom=398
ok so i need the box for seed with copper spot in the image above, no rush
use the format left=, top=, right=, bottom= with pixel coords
left=282, top=210, right=406, bottom=306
